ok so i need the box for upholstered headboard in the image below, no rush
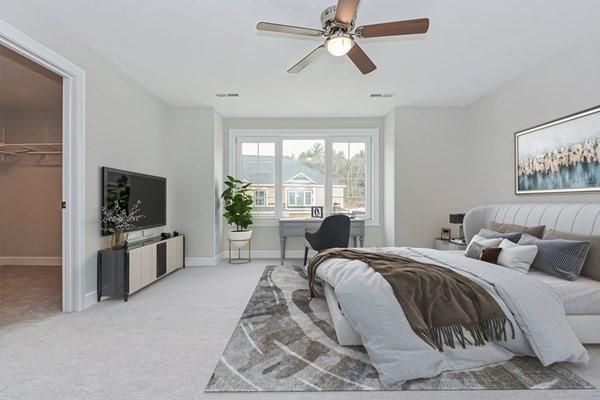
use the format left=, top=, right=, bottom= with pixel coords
left=464, top=203, right=600, bottom=242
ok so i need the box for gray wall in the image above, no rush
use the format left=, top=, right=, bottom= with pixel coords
left=465, top=43, right=600, bottom=207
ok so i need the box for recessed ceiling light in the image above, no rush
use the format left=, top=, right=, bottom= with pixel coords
left=369, top=93, right=394, bottom=98
left=215, top=93, right=240, bottom=98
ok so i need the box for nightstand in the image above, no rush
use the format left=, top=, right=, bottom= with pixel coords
left=433, top=238, right=467, bottom=251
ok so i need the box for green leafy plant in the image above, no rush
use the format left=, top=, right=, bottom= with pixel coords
left=221, top=175, right=254, bottom=231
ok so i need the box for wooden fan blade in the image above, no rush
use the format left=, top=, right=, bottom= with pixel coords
left=287, top=45, right=326, bottom=73
left=357, top=18, right=430, bottom=38
left=257, top=22, right=323, bottom=37
left=347, top=43, right=376, bottom=75
left=335, top=0, right=360, bottom=26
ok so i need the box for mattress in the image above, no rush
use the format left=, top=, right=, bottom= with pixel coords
left=528, top=270, right=600, bottom=315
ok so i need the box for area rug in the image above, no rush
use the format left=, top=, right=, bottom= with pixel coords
left=205, top=265, right=593, bottom=392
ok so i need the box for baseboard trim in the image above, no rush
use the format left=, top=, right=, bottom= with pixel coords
left=84, top=290, right=97, bottom=309
left=186, top=250, right=309, bottom=266
left=0, top=256, right=61, bottom=266
left=186, top=256, right=221, bottom=267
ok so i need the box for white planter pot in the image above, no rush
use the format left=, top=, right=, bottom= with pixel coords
left=228, top=230, right=252, bottom=249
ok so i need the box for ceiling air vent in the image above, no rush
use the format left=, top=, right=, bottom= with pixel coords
left=215, top=93, right=240, bottom=98
left=369, top=93, right=394, bottom=98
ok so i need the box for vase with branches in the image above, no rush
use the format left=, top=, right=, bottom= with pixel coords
left=101, top=200, right=144, bottom=249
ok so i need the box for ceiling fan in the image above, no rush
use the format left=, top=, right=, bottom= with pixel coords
left=256, top=0, right=429, bottom=75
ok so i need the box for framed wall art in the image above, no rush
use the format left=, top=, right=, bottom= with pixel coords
left=515, top=105, right=600, bottom=194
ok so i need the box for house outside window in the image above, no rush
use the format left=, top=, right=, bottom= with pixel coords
left=286, top=189, right=314, bottom=208
left=254, top=189, right=267, bottom=207
left=230, top=129, right=378, bottom=225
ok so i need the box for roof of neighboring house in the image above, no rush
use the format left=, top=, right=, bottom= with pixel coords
left=240, top=155, right=326, bottom=185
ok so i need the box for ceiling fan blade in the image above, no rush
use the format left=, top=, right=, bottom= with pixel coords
left=357, top=18, right=430, bottom=38
left=347, top=43, right=376, bottom=75
left=287, top=45, right=326, bottom=73
left=257, top=22, right=323, bottom=37
left=335, top=0, right=360, bottom=26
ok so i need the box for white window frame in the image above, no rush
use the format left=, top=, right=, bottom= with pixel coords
left=229, top=129, right=379, bottom=226
left=285, top=189, right=314, bottom=209
left=254, top=188, right=267, bottom=207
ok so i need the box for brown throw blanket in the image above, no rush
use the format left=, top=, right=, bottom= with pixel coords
left=307, top=249, right=514, bottom=351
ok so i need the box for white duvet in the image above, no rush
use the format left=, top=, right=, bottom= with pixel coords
left=314, top=247, right=589, bottom=385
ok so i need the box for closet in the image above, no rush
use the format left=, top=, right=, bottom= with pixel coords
left=0, top=44, right=63, bottom=327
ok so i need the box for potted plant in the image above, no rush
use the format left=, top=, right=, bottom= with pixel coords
left=101, top=200, right=144, bottom=249
left=221, top=175, right=253, bottom=248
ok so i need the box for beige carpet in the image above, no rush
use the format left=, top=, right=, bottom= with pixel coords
left=1, top=261, right=599, bottom=400
left=0, top=265, right=61, bottom=329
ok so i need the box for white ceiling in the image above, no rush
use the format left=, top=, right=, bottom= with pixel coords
left=2, top=0, right=600, bottom=117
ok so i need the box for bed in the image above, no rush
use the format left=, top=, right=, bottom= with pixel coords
left=316, top=203, right=600, bottom=384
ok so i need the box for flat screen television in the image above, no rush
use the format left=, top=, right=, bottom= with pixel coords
left=102, top=167, right=166, bottom=235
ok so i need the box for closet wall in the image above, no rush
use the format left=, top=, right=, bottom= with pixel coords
left=0, top=46, right=63, bottom=262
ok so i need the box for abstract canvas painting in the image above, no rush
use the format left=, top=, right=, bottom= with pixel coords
left=515, top=106, right=600, bottom=194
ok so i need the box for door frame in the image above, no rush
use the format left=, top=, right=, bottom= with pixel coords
left=0, top=19, right=86, bottom=312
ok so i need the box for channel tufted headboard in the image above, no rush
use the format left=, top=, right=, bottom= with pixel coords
left=464, top=203, right=600, bottom=242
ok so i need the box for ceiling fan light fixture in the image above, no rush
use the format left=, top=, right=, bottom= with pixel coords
left=326, top=33, right=354, bottom=57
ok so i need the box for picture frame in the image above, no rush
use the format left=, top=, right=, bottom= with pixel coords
left=515, top=105, right=600, bottom=194
left=311, top=206, right=324, bottom=219
left=440, top=228, right=451, bottom=241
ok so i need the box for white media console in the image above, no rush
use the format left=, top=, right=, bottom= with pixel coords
left=97, top=235, right=185, bottom=301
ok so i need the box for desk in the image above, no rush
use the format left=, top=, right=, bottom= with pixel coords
left=279, top=218, right=365, bottom=264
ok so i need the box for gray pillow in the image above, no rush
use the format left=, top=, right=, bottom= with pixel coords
left=465, top=242, right=485, bottom=260
left=544, top=229, right=600, bottom=281
left=478, top=228, right=522, bottom=243
left=518, top=233, right=592, bottom=281
left=488, top=221, right=545, bottom=238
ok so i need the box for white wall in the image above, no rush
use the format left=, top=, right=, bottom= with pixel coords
left=167, top=107, right=220, bottom=264
left=465, top=43, right=600, bottom=207
left=223, top=117, right=385, bottom=255
left=383, top=110, right=396, bottom=246
left=213, top=112, right=224, bottom=258
left=393, top=107, right=469, bottom=247
left=0, top=15, right=172, bottom=306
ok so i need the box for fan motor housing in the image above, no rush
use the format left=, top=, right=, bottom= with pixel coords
left=321, top=5, right=354, bottom=32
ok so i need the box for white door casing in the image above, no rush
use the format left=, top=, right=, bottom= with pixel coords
left=0, top=19, right=86, bottom=312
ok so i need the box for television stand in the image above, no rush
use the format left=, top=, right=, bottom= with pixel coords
left=97, top=234, right=185, bottom=302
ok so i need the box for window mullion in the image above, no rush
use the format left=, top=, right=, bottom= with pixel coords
left=275, top=138, right=283, bottom=219
left=324, top=139, right=332, bottom=217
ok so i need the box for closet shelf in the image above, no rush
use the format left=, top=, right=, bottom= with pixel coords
left=0, top=142, right=62, bottom=157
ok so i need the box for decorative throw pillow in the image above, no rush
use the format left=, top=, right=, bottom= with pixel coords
left=497, top=239, right=538, bottom=273
left=488, top=221, right=545, bottom=238
left=519, top=233, right=592, bottom=281
left=477, top=228, right=522, bottom=243
left=465, top=235, right=503, bottom=260
left=480, top=248, right=502, bottom=264
left=544, top=229, right=600, bottom=281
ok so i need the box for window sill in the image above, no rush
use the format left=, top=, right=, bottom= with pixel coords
left=249, top=217, right=379, bottom=228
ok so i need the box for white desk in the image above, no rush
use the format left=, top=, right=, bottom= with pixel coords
left=278, top=218, right=365, bottom=264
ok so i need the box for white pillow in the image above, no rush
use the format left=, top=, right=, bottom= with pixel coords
left=464, top=235, right=503, bottom=259
left=497, top=239, right=538, bottom=273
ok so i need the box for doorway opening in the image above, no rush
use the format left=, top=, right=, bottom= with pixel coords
left=0, top=44, right=63, bottom=327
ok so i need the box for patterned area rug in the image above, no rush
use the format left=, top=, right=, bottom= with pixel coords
left=206, top=265, right=593, bottom=392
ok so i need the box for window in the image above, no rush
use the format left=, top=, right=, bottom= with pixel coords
left=286, top=190, right=313, bottom=208
left=230, top=129, right=378, bottom=224
left=239, top=142, right=275, bottom=216
left=332, top=142, right=367, bottom=219
left=254, top=189, right=267, bottom=207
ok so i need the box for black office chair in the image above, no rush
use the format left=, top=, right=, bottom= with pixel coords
left=304, top=214, right=351, bottom=265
